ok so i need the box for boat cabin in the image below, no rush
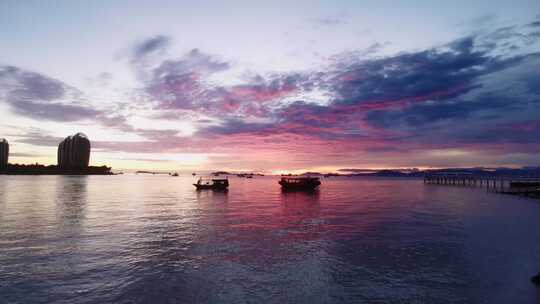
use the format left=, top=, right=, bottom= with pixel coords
left=279, top=176, right=321, bottom=190
left=193, top=177, right=229, bottom=190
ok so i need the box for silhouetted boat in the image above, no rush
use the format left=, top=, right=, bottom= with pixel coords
left=193, top=177, right=229, bottom=190
left=171, top=172, right=179, bottom=177
left=279, top=176, right=321, bottom=191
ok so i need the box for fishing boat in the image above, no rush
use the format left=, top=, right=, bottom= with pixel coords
left=279, top=176, right=321, bottom=191
left=193, top=177, right=229, bottom=190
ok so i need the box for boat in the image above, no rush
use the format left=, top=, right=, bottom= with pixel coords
left=192, top=173, right=196, bottom=176
left=171, top=172, right=179, bottom=177
left=193, top=177, right=229, bottom=190
left=279, top=176, right=321, bottom=191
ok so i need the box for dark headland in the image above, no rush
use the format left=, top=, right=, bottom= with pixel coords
left=0, top=163, right=112, bottom=175
left=0, top=133, right=113, bottom=175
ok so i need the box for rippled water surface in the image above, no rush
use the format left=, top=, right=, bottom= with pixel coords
left=1, top=175, right=540, bottom=303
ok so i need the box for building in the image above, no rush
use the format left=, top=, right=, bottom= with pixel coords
left=0, top=138, right=8, bottom=167
left=57, top=133, right=91, bottom=168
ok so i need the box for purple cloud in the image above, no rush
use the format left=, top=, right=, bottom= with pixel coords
left=169, top=21, right=540, bottom=161
left=132, top=35, right=170, bottom=59
left=0, top=65, right=103, bottom=121
left=5, top=18, right=539, bottom=169
left=142, top=49, right=229, bottom=110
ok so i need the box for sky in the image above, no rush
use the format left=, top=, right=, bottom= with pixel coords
left=1, top=0, right=539, bottom=173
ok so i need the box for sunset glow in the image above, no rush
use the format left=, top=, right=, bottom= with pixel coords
left=1, top=1, right=539, bottom=172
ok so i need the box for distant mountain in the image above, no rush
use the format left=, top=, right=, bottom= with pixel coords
left=334, top=167, right=540, bottom=178
left=211, top=171, right=232, bottom=175
left=300, top=172, right=323, bottom=176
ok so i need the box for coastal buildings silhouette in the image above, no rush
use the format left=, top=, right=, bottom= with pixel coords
left=0, top=138, right=8, bottom=167
left=57, top=133, right=90, bottom=168
left=0, top=132, right=110, bottom=175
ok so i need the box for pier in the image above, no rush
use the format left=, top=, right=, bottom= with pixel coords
left=424, top=174, right=540, bottom=197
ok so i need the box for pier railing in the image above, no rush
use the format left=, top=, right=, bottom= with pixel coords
left=423, top=174, right=540, bottom=196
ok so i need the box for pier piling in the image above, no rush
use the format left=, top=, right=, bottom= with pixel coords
left=424, top=174, right=540, bottom=197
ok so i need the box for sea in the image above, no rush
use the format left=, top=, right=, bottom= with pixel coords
left=1, top=175, right=540, bottom=303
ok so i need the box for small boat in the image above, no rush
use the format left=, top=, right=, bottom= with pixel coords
left=171, top=172, right=179, bottom=177
left=279, top=176, right=321, bottom=191
left=193, top=177, right=229, bottom=190
left=192, top=173, right=196, bottom=176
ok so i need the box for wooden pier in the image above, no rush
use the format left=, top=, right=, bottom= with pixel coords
left=423, top=174, right=540, bottom=197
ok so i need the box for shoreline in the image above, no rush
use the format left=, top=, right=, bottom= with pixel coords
left=0, top=164, right=113, bottom=175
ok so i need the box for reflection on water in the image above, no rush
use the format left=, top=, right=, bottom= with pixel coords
left=55, top=176, right=88, bottom=223
left=196, top=188, right=229, bottom=203
left=280, top=190, right=320, bottom=216
left=1, top=175, right=540, bottom=303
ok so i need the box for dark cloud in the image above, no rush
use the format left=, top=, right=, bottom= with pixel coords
left=13, top=131, right=63, bottom=147
left=323, top=24, right=540, bottom=109
left=328, top=37, right=502, bottom=105
left=455, top=121, right=540, bottom=144
left=145, top=48, right=229, bottom=110
left=360, top=42, right=386, bottom=57
left=130, top=37, right=314, bottom=116
left=477, top=23, right=540, bottom=52
left=133, top=35, right=170, bottom=59
left=10, top=100, right=101, bottom=122
left=152, top=49, right=229, bottom=76
left=144, top=52, right=313, bottom=120
left=364, top=93, right=519, bottom=129
left=195, top=100, right=367, bottom=142
left=273, top=101, right=347, bottom=131
left=4, top=67, right=65, bottom=100
left=524, top=77, right=540, bottom=95
left=0, top=65, right=102, bottom=121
